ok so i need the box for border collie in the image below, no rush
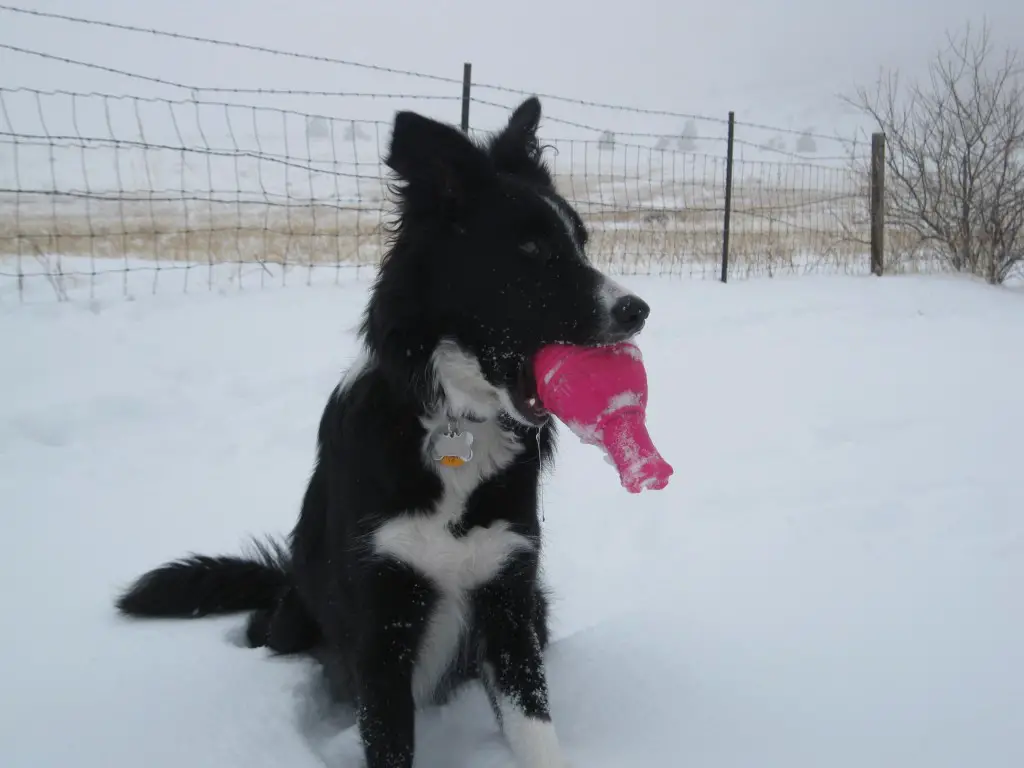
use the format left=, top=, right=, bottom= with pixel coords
left=115, top=96, right=651, bottom=768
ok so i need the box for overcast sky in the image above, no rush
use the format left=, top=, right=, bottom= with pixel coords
left=2, top=0, right=1022, bottom=140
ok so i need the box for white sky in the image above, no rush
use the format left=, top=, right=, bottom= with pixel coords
left=2, top=0, right=1022, bottom=142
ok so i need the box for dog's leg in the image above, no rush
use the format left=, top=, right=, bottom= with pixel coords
left=348, top=562, right=435, bottom=768
left=476, top=577, right=565, bottom=768
left=246, top=585, right=320, bottom=654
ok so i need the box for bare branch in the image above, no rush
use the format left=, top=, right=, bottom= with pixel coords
left=843, top=19, right=1024, bottom=283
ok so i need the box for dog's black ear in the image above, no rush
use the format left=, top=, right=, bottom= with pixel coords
left=385, top=110, right=492, bottom=208
left=488, top=96, right=549, bottom=182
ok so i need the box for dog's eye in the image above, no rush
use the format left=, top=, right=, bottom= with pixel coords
left=519, top=241, right=554, bottom=262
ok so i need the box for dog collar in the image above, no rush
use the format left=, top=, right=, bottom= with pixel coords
left=430, top=412, right=543, bottom=468
left=497, top=410, right=545, bottom=435
left=431, top=419, right=474, bottom=467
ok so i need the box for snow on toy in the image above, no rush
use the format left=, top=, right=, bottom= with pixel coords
left=534, top=340, right=674, bottom=493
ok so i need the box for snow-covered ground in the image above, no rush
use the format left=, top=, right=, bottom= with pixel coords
left=2, top=269, right=1022, bottom=767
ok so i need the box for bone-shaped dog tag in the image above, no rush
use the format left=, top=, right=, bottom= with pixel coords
left=432, top=428, right=474, bottom=467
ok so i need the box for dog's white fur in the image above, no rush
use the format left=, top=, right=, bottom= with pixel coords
left=370, top=339, right=563, bottom=766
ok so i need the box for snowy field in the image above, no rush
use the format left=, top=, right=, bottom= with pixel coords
left=2, top=269, right=1022, bottom=767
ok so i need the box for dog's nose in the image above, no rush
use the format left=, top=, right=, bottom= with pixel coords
left=611, top=295, right=650, bottom=334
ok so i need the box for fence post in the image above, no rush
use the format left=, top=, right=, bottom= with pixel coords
left=870, top=131, right=885, bottom=276
left=720, top=111, right=735, bottom=283
left=461, top=63, right=472, bottom=133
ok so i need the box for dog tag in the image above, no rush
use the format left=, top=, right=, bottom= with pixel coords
left=432, top=426, right=474, bottom=467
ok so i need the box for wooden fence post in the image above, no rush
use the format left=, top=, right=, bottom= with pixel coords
left=870, top=132, right=885, bottom=276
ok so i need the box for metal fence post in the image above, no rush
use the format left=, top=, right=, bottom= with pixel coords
left=461, top=63, right=472, bottom=133
left=721, top=111, right=735, bottom=283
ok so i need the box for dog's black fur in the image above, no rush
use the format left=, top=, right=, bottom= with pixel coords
left=115, top=97, right=650, bottom=768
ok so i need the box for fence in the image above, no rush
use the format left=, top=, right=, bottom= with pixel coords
left=0, top=4, right=927, bottom=302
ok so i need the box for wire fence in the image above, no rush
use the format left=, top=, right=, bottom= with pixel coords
left=0, top=3, right=945, bottom=303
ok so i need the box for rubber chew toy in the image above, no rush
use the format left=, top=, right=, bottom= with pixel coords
left=533, top=341, right=674, bottom=493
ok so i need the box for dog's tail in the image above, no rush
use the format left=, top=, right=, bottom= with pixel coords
left=115, top=538, right=288, bottom=619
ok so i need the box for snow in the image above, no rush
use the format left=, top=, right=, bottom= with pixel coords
left=2, top=270, right=1024, bottom=768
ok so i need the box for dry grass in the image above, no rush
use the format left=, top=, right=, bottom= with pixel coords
left=0, top=179, right=942, bottom=280
left=0, top=194, right=388, bottom=268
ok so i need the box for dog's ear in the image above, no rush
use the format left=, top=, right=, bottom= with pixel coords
left=385, top=110, right=492, bottom=210
left=488, top=96, right=550, bottom=182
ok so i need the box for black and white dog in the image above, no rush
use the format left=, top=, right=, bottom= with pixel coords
left=115, top=96, right=651, bottom=768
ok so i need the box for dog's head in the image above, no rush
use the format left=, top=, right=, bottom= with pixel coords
left=363, top=97, right=651, bottom=426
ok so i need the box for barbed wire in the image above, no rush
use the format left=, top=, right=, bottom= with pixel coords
left=734, top=119, right=860, bottom=146
left=471, top=97, right=860, bottom=160
left=0, top=2, right=845, bottom=142
left=730, top=138, right=854, bottom=163
left=0, top=3, right=721, bottom=123
left=2, top=43, right=730, bottom=150
left=0, top=43, right=198, bottom=90
left=0, top=47, right=863, bottom=163
left=0, top=87, right=734, bottom=159
left=195, top=89, right=460, bottom=100
left=0, top=86, right=394, bottom=133
left=468, top=86, right=728, bottom=126
left=469, top=97, right=721, bottom=140
left=2, top=44, right=461, bottom=106
left=0, top=4, right=463, bottom=86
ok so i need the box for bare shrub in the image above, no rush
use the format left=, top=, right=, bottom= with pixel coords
left=844, top=20, right=1024, bottom=284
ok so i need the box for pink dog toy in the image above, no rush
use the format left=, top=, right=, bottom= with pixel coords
left=533, top=341, right=674, bottom=493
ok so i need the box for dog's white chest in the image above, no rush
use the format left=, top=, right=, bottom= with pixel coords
left=373, top=512, right=533, bottom=705
left=374, top=513, right=531, bottom=593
